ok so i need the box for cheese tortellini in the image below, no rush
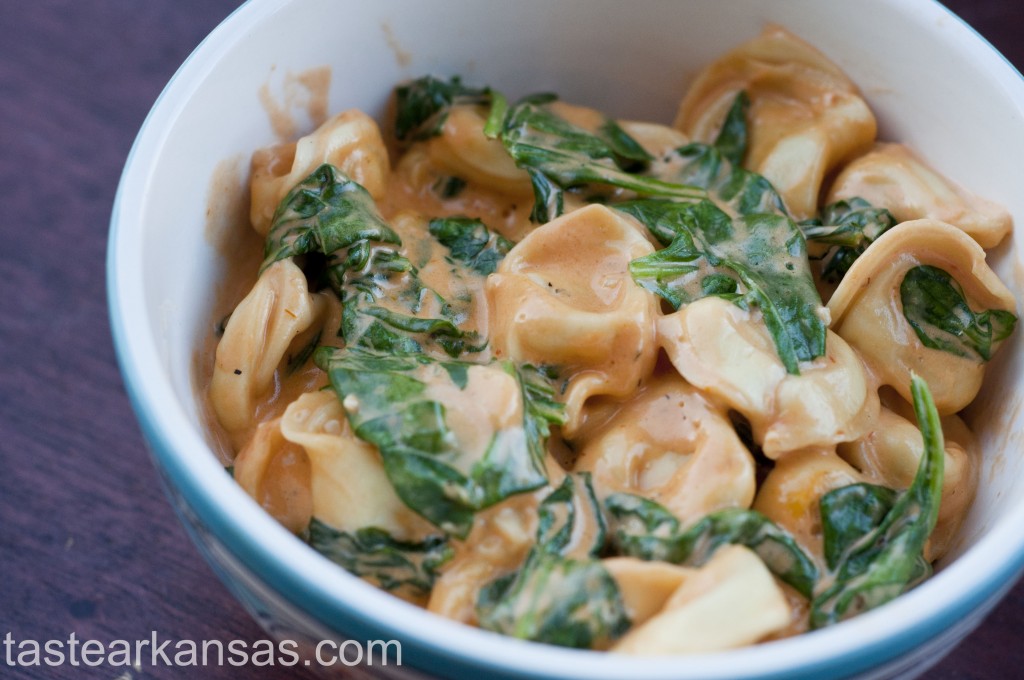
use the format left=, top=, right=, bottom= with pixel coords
left=207, top=25, right=1017, bottom=656
left=754, top=448, right=865, bottom=570
left=612, top=546, right=791, bottom=655
left=827, top=219, right=1016, bottom=414
left=658, top=297, right=879, bottom=458
left=573, top=373, right=756, bottom=524
left=675, top=25, right=876, bottom=219
left=486, top=204, right=660, bottom=434
left=279, top=390, right=435, bottom=540
left=210, top=259, right=329, bottom=445
left=827, top=143, right=1012, bottom=248
left=250, top=109, right=390, bottom=235
left=423, top=105, right=533, bottom=197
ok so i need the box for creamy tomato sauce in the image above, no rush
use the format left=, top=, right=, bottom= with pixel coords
left=200, top=25, right=1017, bottom=654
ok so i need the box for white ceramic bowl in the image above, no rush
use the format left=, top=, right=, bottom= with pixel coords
left=108, top=1, right=1024, bottom=678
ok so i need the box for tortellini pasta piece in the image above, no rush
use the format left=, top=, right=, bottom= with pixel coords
left=424, top=105, right=533, bottom=196
left=838, top=406, right=978, bottom=561
left=602, top=557, right=692, bottom=627
left=827, top=219, right=1017, bottom=414
left=827, top=143, right=1012, bottom=249
left=233, top=390, right=439, bottom=571
left=674, top=25, right=876, bottom=219
left=210, top=259, right=328, bottom=442
left=390, top=145, right=535, bottom=242
left=250, top=109, right=390, bottom=235
left=233, top=416, right=312, bottom=535
left=427, top=477, right=557, bottom=625
left=612, top=545, right=791, bottom=655
left=279, top=390, right=434, bottom=540
left=753, top=448, right=864, bottom=565
left=573, top=373, right=755, bottom=524
left=486, top=204, right=660, bottom=435
left=657, top=297, right=878, bottom=458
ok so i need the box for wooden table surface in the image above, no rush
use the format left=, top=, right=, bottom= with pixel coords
left=2, top=1, right=1022, bottom=678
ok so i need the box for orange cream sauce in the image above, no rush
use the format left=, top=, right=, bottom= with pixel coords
left=196, top=52, right=1009, bottom=648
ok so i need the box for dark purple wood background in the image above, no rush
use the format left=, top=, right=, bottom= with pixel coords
left=1, top=1, right=1021, bottom=678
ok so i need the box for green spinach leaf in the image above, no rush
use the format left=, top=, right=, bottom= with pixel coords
left=605, top=493, right=819, bottom=599
left=819, top=484, right=899, bottom=571
left=536, top=472, right=606, bottom=559
left=476, top=550, right=630, bottom=649
left=655, top=92, right=787, bottom=218
left=622, top=199, right=826, bottom=373
left=672, top=143, right=787, bottom=217
left=516, top=360, right=573, bottom=473
left=617, top=93, right=825, bottom=373
left=603, top=492, right=685, bottom=561
left=347, top=303, right=485, bottom=358
left=494, top=97, right=704, bottom=222
left=800, top=198, right=897, bottom=283
left=901, top=265, right=1017, bottom=361
left=476, top=474, right=629, bottom=649
left=314, top=348, right=560, bottom=538
left=394, top=75, right=493, bottom=143
left=307, top=518, right=452, bottom=596
left=261, top=163, right=401, bottom=276
left=810, top=375, right=946, bottom=628
left=518, top=363, right=568, bottom=476
left=428, top=216, right=514, bottom=275
left=264, top=163, right=485, bottom=358
left=712, top=90, right=749, bottom=168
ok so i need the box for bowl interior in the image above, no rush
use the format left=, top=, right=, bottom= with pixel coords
left=110, top=0, right=1024, bottom=677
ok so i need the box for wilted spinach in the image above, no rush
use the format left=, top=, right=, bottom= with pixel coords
left=605, top=493, right=818, bottom=599
left=654, top=92, right=787, bottom=218
left=618, top=90, right=825, bottom=373
left=394, top=75, right=493, bottom=143
left=901, top=265, right=1017, bottom=361
left=535, top=472, right=607, bottom=558
left=261, top=163, right=401, bottom=278
left=263, top=163, right=484, bottom=358
left=810, top=375, right=946, bottom=628
left=489, top=95, right=704, bottom=222
left=819, top=483, right=900, bottom=571
left=477, top=474, right=630, bottom=649
left=623, top=199, right=826, bottom=373
left=518, top=365, right=569, bottom=480
left=314, top=348, right=562, bottom=538
left=800, top=198, right=897, bottom=283
left=712, top=90, right=749, bottom=168
left=270, top=164, right=572, bottom=538
left=428, top=216, right=514, bottom=276
left=307, top=518, right=452, bottom=596
left=476, top=550, right=630, bottom=649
